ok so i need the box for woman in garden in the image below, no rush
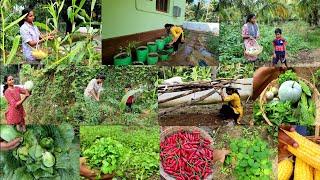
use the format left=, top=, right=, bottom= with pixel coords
left=19, top=7, right=54, bottom=62
left=84, top=74, right=106, bottom=101
left=219, top=87, right=243, bottom=124
left=164, top=24, right=185, bottom=55
left=242, top=14, right=260, bottom=61
left=3, top=75, right=30, bottom=132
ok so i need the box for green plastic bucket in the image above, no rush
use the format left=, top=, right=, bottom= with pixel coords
left=156, top=39, right=165, bottom=51
left=158, top=50, right=169, bottom=61
left=147, top=42, right=157, bottom=53
left=136, top=46, right=148, bottom=63
left=147, top=53, right=158, bottom=65
left=164, top=45, right=174, bottom=54
left=165, top=36, right=173, bottom=44
left=114, top=53, right=132, bottom=65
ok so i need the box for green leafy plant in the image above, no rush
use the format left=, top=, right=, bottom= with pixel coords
left=226, top=138, right=272, bottom=180
left=83, top=137, right=128, bottom=177
left=119, top=41, right=139, bottom=56
left=80, top=125, right=160, bottom=179
left=278, top=70, right=298, bottom=84
left=0, top=1, right=27, bottom=64
left=0, top=123, right=79, bottom=180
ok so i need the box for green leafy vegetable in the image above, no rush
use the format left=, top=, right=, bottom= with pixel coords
left=298, top=80, right=312, bottom=96
left=0, top=124, right=79, bottom=180
left=83, top=137, right=128, bottom=176
left=278, top=70, right=298, bottom=84
left=0, top=125, right=19, bottom=142
left=226, top=138, right=272, bottom=179
left=297, top=93, right=315, bottom=125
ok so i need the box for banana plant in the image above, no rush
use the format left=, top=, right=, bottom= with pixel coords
left=0, top=1, right=27, bottom=65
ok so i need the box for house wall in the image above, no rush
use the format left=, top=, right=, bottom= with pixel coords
left=102, top=0, right=186, bottom=39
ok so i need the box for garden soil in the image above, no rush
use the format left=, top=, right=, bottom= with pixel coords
left=158, top=101, right=254, bottom=126
left=256, top=48, right=320, bottom=67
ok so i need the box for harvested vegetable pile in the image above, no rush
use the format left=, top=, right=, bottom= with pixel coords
left=0, top=123, right=79, bottom=180
left=256, top=70, right=317, bottom=125
left=225, top=138, right=272, bottom=179
left=278, top=130, right=320, bottom=180
left=160, top=131, right=213, bottom=180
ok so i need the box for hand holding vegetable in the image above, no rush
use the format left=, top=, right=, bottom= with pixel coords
left=0, top=137, right=22, bottom=151
left=278, top=126, right=298, bottom=162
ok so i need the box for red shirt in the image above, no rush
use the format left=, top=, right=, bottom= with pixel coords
left=273, top=38, right=287, bottom=55
left=126, top=96, right=134, bottom=104
left=4, top=87, right=26, bottom=125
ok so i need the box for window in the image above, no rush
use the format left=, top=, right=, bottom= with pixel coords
left=156, top=0, right=169, bottom=13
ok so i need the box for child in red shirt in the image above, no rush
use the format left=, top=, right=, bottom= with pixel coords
left=272, top=28, right=288, bottom=67
left=125, top=85, right=135, bottom=112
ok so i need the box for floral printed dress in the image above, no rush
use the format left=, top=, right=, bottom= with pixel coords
left=242, top=23, right=260, bottom=61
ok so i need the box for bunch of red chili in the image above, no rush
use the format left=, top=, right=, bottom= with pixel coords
left=160, top=130, right=213, bottom=180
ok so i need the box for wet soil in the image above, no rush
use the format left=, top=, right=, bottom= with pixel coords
left=157, top=31, right=219, bottom=66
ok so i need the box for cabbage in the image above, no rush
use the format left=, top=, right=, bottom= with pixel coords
left=0, top=125, right=19, bottom=142
left=42, top=151, right=55, bottom=167
left=40, top=137, right=54, bottom=149
left=17, top=146, right=29, bottom=160
left=24, top=81, right=34, bottom=91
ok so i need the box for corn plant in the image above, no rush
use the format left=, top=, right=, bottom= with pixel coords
left=40, top=0, right=100, bottom=66
left=0, top=1, right=27, bottom=65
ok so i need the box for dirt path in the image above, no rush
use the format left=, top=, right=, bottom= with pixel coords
left=256, top=48, right=320, bottom=67
left=157, top=31, right=219, bottom=66
left=158, top=101, right=254, bottom=126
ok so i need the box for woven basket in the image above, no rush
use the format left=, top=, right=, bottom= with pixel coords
left=245, top=39, right=263, bottom=56
left=259, top=77, right=320, bottom=126
left=29, top=42, right=48, bottom=60
left=160, top=126, right=214, bottom=180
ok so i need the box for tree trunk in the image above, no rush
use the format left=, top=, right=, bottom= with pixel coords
left=195, top=2, right=201, bottom=21
left=312, top=8, right=319, bottom=26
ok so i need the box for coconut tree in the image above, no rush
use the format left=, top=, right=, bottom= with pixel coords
left=296, top=0, right=319, bottom=26
left=257, top=0, right=289, bottom=23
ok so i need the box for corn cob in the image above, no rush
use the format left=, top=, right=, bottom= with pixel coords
left=315, top=169, right=320, bottom=180
left=294, top=158, right=313, bottom=180
left=32, top=50, right=48, bottom=59
left=278, top=158, right=293, bottom=180
left=283, top=130, right=320, bottom=170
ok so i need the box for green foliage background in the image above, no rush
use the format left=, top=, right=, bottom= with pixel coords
left=12, top=64, right=158, bottom=126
